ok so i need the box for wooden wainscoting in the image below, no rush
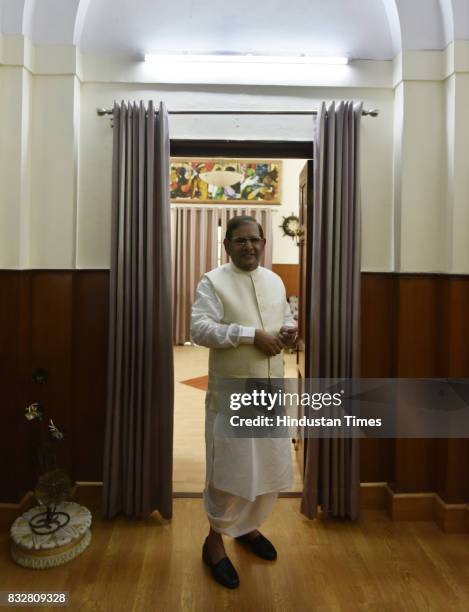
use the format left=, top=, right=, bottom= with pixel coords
left=0, top=271, right=109, bottom=505
left=272, top=263, right=300, bottom=297
left=1, top=270, right=469, bottom=530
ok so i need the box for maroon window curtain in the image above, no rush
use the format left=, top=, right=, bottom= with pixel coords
left=103, top=100, right=174, bottom=520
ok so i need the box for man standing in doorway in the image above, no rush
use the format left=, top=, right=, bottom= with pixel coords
left=191, top=215, right=297, bottom=589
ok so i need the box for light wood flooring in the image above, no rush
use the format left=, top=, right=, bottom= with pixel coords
left=173, top=345, right=303, bottom=493
left=4, top=347, right=468, bottom=610
left=2, top=501, right=469, bottom=611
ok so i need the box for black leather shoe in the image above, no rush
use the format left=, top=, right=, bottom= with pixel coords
left=202, top=542, right=240, bottom=589
left=236, top=532, right=277, bottom=561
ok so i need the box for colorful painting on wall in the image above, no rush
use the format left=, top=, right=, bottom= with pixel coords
left=170, top=159, right=282, bottom=204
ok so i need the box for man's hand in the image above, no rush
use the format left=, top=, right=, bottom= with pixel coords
left=254, top=329, right=284, bottom=356
left=278, top=325, right=298, bottom=348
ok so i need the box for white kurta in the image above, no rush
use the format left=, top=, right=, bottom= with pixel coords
left=191, top=263, right=295, bottom=535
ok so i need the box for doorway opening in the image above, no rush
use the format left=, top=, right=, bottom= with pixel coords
left=171, top=139, right=313, bottom=495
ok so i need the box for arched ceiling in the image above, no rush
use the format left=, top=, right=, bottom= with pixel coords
left=1, top=0, right=468, bottom=59
left=394, top=0, right=445, bottom=50
left=451, top=0, right=469, bottom=41
left=78, top=0, right=395, bottom=59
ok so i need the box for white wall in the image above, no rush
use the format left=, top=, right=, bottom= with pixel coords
left=0, top=66, right=32, bottom=268
left=397, top=81, right=447, bottom=271
left=1, top=38, right=469, bottom=274
left=272, top=159, right=305, bottom=265
left=448, top=73, right=469, bottom=273
left=78, top=82, right=393, bottom=270
left=30, top=75, right=79, bottom=268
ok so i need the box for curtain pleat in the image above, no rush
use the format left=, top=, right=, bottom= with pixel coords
left=103, top=100, right=174, bottom=521
left=301, top=100, right=362, bottom=520
left=172, top=207, right=219, bottom=344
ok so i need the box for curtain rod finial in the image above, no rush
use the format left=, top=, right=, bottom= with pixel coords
left=97, top=108, right=111, bottom=116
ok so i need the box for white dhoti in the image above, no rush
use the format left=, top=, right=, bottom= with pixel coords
left=203, top=407, right=292, bottom=537
left=204, top=483, right=278, bottom=538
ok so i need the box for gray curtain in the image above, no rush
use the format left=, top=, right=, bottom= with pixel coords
left=301, top=101, right=362, bottom=520
left=219, top=207, right=273, bottom=268
left=103, top=100, right=174, bottom=520
left=172, top=207, right=219, bottom=344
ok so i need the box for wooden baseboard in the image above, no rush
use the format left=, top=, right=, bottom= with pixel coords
left=359, top=482, right=388, bottom=510
left=2, top=482, right=468, bottom=533
left=0, top=492, right=36, bottom=532
left=385, top=485, right=469, bottom=533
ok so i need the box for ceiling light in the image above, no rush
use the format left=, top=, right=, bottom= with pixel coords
left=144, top=54, right=349, bottom=66
left=142, top=53, right=350, bottom=86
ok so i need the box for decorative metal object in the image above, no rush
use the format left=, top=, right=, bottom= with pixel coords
left=23, top=402, right=73, bottom=536
left=279, top=214, right=304, bottom=245
left=30, top=469, right=73, bottom=535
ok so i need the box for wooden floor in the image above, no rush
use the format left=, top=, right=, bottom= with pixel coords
left=2, top=500, right=469, bottom=611
left=173, top=345, right=303, bottom=493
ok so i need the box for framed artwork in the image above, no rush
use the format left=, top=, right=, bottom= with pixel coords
left=170, top=158, right=282, bottom=204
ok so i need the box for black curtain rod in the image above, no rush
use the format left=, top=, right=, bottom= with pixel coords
left=97, top=108, right=379, bottom=117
